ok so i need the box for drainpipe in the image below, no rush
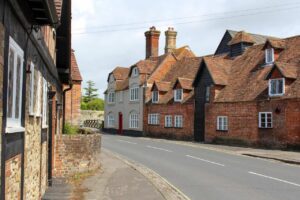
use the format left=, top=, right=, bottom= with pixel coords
left=62, top=81, right=73, bottom=133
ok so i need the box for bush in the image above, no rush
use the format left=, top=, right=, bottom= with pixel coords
left=80, top=101, right=88, bottom=110
left=63, top=122, right=79, bottom=135
left=81, top=98, right=104, bottom=111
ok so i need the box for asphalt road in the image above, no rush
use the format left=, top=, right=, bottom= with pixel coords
left=102, top=134, right=300, bottom=200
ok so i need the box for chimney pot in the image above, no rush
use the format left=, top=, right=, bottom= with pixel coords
left=165, top=27, right=177, bottom=54
left=145, top=27, right=161, bottom=59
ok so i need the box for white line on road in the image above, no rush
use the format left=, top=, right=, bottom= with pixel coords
left=117, top=139, right=137, bottom=145
left=186, top=155, right=225, bottom=167
left=146, top=145, right=173, bottom=152
left=249, top=171, right=300, bottom=187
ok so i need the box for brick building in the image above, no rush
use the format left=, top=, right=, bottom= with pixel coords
left=0, top=0, right=73, bottom=199
left=64, top=50, right=83, bottom=126
left=194, top=31, right=300, bottom=148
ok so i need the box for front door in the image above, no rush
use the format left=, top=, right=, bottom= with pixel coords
left=118, top=112, right=123, bottom=135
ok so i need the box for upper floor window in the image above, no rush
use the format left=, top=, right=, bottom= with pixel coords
left=174, top=115, right=183, bottom=128
left=265, top=48, right=274, bottom=64
left=259, top=112, right=272, bottom=128
left=132, top=67, right=139, bottom=77
left=29, top=64, right=42, bottom=116
left=108, top=92, right=115, bottom=103
left=152, top=91, right=159, bottom=103
left=269, top=78, right=284, bottom=96
left=217, top=116, right=228, bottom=131
left=174, top=89, right=183, bottom=102
left=130, top=85, right=139, bottom=101
left=7, top=37, right=24, bottom=131
left=129, top=112, right=139, bottom=128
left=148, top=113, right=159, bottom=125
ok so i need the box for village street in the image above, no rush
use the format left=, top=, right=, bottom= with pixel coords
left=102, top=134, right=300, bottom=200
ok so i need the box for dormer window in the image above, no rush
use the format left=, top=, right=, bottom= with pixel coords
left=132, top=67, right=139, bottom=77
left=108, top=92, right=115, bottom=103
left=269, top=78, right=284, bottom=96
left=174, top=89, right=183, bottom=102
left=265, top=48, right=274, bottom=64
left=152, top=91, right=159, bottom=103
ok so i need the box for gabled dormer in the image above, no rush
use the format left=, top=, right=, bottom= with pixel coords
left=263, top=39, right=286, bottom=65
left=173, top=78, right=193, bottom=103
left=150, top=81, right=171, bottom=104
left=228, top=31, right=255, bottom=57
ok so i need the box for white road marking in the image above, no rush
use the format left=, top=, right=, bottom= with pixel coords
left=146, top=145, right=173, bottom=152
left=249, top=171, right=300, bottom=187
left=117, top=139, right=137, bottom=145
left=186, top=155, right=225, bottom=167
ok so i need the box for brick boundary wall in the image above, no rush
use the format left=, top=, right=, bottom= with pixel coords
left=54, top=134, right=101, bottom=178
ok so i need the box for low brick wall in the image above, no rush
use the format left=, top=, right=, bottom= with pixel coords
left=54, top=134, right=101, bottom=178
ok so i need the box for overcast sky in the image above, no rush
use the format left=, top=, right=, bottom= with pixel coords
left=71, top=0, right=300, bottom=98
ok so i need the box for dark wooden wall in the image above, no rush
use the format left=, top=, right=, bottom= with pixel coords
left=194, top=64, right=214, bottom=142
left=214, top=31, right=233, bottom=55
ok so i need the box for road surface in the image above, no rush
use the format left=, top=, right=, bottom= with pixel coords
left=102, top=134, right=300, bottom=200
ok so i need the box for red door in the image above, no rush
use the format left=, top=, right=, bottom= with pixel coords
left=118, top=112, right=123, bottom=135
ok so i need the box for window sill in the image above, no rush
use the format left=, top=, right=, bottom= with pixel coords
left=216, top=129, right=228, bottom=132
left=269, top=94, right=284, bottom=97
left=6, top=126, right=25, bottom=133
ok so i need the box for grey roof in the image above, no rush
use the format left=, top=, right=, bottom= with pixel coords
left=227, top=30, right=280, bottom=45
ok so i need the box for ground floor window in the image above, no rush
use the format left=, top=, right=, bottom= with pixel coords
left=259, top=112, right=272, bottom=128
left=174, top=115, right=183, bottom=128
left=129, top=113, right=139, bottom=128
left=107, top=114, right=115, bottom=127
left=148, top=113, right=159, bottom=125
left=165, top=115, right=172, bottom=127
left=217, top=116, right=228, bottom=131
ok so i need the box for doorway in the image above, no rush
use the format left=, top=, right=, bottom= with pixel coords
left=118, top=112, right=123, bottom=135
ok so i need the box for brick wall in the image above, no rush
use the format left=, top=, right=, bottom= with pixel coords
left=144, top=101, right=195, bottom=140
left=205, top=99, right=300, bottom=147
left=54, top=134, right=101, bottom=178
left=65, top=82, right=82, bottom=125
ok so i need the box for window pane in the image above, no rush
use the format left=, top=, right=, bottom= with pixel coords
left=7, top=49, right=15, bottom=118
left=278, top=79, right=283, bottom=94
left=15, top=56, right=22, bottom=119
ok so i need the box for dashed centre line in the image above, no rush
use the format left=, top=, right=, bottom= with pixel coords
left=186, top=155, right=225, bottom=167
left=248, top=171, right=300, bottom=187
left=146, top=145, right=173, bottom=152
left=117, top=139, right=137, bottom=145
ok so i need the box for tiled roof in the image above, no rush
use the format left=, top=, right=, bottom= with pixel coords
left=152, top=81, right=172, bottom=92
left=228, top=31, right=255, bottom=45
left=111, top=67, right=129, bottom=80
left=176, top=78, right=193, bottom=90
left=71, top=50, right=82, bottom=81
left=215, top=35, right=300, bottom=102
left=264, top=39, right=286, bottom=49
left=203, top=55, right=232, bottom=86
left=116, top=79, right=129, bottom=91
left=227, top=30, right=279, bottom=45
left=130, top=59, right=159, bottom=75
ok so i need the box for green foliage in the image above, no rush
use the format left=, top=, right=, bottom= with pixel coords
left=80, top=101, right=88, bottom=110
left=63, top=122, right=79, bottom=135
left=83, top=80, right=98, bottom=103
left=86, top=98, right=104, bottom=111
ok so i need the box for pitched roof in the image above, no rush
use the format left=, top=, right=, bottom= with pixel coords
left=130, top=59, right=159, bottom=75
left=203, top=55, right=233, bottom=86
left=110, top=67, right=129, bottom=81
left=264, top=39, right=286, bottom=50
left=115, top=79, right=129, bottom=91
left=227, top=30, right=279, bottom=45
left=71, top=50, right=82, bottom=81
left=152, top=81, right=172, bottom=92
left=228, top=31, right=255, bottom=45
left=215, top=35, right=300, bottom=102
left=175, top=78, right=193, bottom=90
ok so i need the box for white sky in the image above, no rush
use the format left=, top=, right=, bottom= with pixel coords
left=71, top=0, right=300, bottom=98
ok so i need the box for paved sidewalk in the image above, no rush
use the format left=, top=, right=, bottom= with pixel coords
left=82, top=150, right=165, bottom=200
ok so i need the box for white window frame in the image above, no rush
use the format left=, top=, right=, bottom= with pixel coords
left=107, top=114, right=115, bottom=127
left=132, top=67, right=139, bottom=77
left=152, top=90, right=159, bottom=103
left=269, top=78, right=285, bottom=97
left=217, top=116, right=228, bottom=131
left=36, top=70, right=42, bottom=116
left=6, top=37, right=25, bottom=132
left=259, top=112, right=273, bottom=128
left=130, top=85, right=139, bottom=101
left=148, top=113, right=159, bottom=125
left=174, top=115, right=183, bottom=128
left=129, top=113, right=139, bottom=129
left=29, top=62, right=35, bottom=115
left=174, top=89, right=183, bottom=102
left=108, top=91, right=115, bottom=103
left=265, top=48, right=274, bottom=64
left=42, top=78, right=48, bottom=128
left=165, top=115, right=172, bottom=127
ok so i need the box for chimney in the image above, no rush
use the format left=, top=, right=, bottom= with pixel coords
left=165, top=27, right=177, bottom=53
left=145, top=26, right=161, bottom=59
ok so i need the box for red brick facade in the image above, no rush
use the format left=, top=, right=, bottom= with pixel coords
left=65, top=82, right=82, bottom=125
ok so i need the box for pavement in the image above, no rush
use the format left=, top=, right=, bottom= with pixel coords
left=102, top=134, right=300, bottom=200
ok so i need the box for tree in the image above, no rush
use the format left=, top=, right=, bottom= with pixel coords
left=86, top=98, right=104, bottom=111
left=83, top=80, right=98, bottom=103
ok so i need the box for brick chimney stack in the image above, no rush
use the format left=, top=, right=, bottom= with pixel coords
left=145, top=26, right=161, bottom=59
left=165, top=27, right=177, bottom=53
